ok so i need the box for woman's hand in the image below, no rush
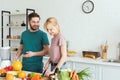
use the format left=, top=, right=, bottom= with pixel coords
left=23, top=51, right=34, bottom=58
left=45, top=71, right=54, bottom=77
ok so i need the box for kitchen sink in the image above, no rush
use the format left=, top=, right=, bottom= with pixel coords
left=103, top=59, right=120, bottom=63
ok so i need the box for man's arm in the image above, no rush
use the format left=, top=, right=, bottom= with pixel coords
left=23, top=45, right=49, bottom=57
left=14, top=44, right=23, bottom=60
left=33, top=45, right=49, bottom=56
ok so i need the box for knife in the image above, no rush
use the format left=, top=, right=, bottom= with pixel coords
left=42, top=69, right=47, bottom=76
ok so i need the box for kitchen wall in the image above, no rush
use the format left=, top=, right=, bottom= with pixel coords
left=1, top=0, right=120, bottom=59
left=0, top=1, right=1, bottom=47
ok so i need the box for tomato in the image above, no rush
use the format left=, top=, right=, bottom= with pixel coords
left=4, top=66, right=13, bottom=71
left=26, top=77, right=31, bottom=80
left=21, top=78, right=24, bottom=80
left=4, top=68, right=8, bottom=71
left=8, top=66, right=13, bottom=71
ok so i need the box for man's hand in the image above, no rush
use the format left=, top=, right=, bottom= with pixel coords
left=14, top=54, right=19, bottom=61
left=23, top=51, right=34, bottom=58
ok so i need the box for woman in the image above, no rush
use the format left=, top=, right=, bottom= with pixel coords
left=44, top=17, right=67, bottom=76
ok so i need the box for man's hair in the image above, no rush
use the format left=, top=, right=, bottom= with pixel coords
left=28, top=12, right=41, bottom=21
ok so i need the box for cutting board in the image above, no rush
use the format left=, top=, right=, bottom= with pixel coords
left=0, top=77, right=49, bottom=80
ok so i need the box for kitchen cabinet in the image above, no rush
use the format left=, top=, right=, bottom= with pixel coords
left=99, top=65, right=120, bottom=80
left=66, top=61, right=97, bottom=80
left=73, top=62, right=97, bottom=80
left=66, top=61, right=74, bottom=69
left=43, top=57, right=97, bottom=80
left=43, top=56, right=120, bottom=80
left=68, top=61, right=120, bottom=80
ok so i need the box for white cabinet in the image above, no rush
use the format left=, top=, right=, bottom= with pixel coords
left=66, top=61, right=74, bottom=69
left=65, top=60, right=97, bottom=80
left=73, top=62, right=97, bottom=80
left=100, top=65, right=120, bottom=80
left=71, top=62, right=120, bottom=80
left=43, top=56, right=120, bottom=80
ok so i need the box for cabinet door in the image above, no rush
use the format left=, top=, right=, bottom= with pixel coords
left=101, top=66, right=120, bottom=80
left=73, top=62, right=97, bottom=80
left=65, top=61, right=74, bottom=70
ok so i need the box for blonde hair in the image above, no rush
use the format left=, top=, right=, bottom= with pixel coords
left=44, top=17, right=60, bottom=32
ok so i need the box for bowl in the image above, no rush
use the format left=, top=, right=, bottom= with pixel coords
left=67, top=50, right=76, bottom=56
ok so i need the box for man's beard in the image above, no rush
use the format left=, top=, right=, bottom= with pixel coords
left=30, top=25, right=39, bottom=31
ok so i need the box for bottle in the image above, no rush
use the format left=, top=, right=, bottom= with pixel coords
left=66, top=41, right=69, bottom=52
left=21, top=21, right=26, bottom=26
left=101, top=41, right=108, bottom=60
left=117, top=42, right=120, bottom=60
left=15, top=22, right=19, bottom=26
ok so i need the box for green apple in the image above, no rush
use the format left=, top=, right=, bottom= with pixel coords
left=30, top=72, right=36, bottom=78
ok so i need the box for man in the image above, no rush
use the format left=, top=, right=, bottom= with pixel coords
left=14, top=13, right=49, bottom=73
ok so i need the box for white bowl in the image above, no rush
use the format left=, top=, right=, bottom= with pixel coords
left=0, top=60, right=11, bottom=68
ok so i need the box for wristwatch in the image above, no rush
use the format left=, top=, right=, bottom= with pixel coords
left=82, top=0, right=94, bottom=14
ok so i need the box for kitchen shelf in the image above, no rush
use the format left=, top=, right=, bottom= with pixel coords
left=2, top=13, right=26, bottom=16
left=8, top=26, right=26, bottom=29
left=1, top=26, right=26, bottom=29
left=1, top=8, right=35, bottom=47
left=1, top=38, right=19, bottom=40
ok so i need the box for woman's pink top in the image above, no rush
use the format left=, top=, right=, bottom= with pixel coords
left=49, top=33, right=66, bottom=63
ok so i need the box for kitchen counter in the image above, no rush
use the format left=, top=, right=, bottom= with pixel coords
left=67, top=56, right=120, bottom=67
left=44, top=54, right=120, bottom=67
left=44, top=54, right=120, bottom=80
